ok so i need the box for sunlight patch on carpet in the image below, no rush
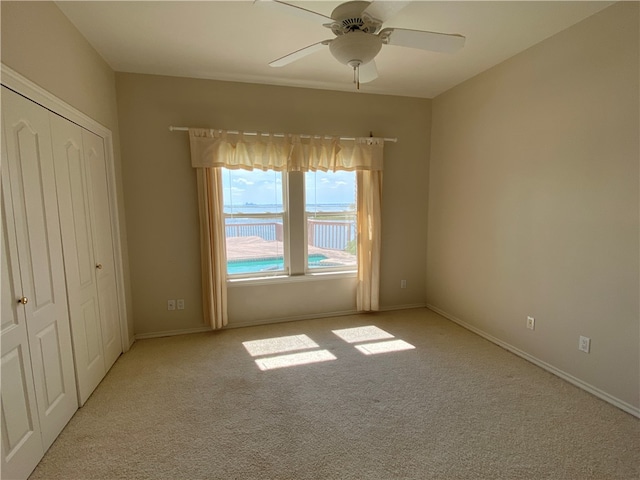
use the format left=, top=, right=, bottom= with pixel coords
left=254, top=350, right=337, bottom=371
left=245, top=326, right=415, bottom=371
left=355, top=339, right=416, bottom=355
left=331, top=326, right=395, bottom=344
left=242, top=334, right=319, bottom=357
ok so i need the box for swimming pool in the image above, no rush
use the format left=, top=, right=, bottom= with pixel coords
left=227, top=254, right=328, bottom=275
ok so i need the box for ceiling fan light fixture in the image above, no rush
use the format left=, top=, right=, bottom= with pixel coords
left=328, top=31, right=382, bottom=66
left=265, top=0, right=466, bottom=88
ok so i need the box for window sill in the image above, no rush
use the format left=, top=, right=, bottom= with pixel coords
left=227, top=270, right=357, bottom=287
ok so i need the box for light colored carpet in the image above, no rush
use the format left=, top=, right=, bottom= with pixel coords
left=30, top=308, right=639, bottom=479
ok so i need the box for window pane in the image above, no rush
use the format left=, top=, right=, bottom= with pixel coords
left=223, top=169, right=283, bottom=214
left=223, top=169, right=286, bottom=276
left=305, top=171, right=357, bottom=270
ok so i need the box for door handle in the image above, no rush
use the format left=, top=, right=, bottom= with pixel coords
left=96, top=263, right=103, bottom=270
left=17, top=297, right=28, bottom=305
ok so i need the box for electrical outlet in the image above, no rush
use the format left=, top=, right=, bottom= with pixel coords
left=167, top=299, right=176, bottom=311
left=579, top=336, right=591, bottom=353
left=177, top=299, right=185, bottom=310
left=526, top=316, right=535, bottom=330
left=400, top=280, right=407, bottom=289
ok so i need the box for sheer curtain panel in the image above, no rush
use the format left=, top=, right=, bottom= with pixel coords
left=356, top=170, right=383, bottom=311
left=196, top=168, right=228, bottom=329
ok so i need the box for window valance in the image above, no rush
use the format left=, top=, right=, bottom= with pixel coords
left=189, top=128, right=384, bottom=172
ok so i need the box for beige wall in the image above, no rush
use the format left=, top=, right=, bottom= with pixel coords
left=1, top=1, right=133, bottom=341
left=8, top=0, right=632, bottom=413
left=115, top=73, right=431, bottom=335
left=427, top=2, right=639, bottom=409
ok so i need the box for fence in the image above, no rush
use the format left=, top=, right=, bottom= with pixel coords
left=225, top=220, right=355, bottom=251
left=225, top=222, right=283, bottom=241
left=308, top=219, right=355, bottom=250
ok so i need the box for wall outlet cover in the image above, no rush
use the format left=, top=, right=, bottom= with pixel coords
left=579, top=336, right=591, bottom=353
left=527, top=316, right=535, bottom=330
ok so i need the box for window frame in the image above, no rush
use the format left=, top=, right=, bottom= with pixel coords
left=304, top=210, right=357, bottom=275
left=222, top=169, right=290, bottom=280
left=303, top=169, right=357, bottom=275
left=223, top=169, right=357, bottom=281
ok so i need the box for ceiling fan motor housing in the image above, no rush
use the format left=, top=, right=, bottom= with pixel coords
left=329, top=31, right=382, bottom=66
left=329, top=1, right=382, bottom=35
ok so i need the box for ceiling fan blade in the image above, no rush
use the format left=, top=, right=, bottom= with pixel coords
left=380, top=28, right=465, bottom=53
left=362, top=1, right=410, bottom=23
left=269, top=40, right=332, bottom=67
left=255, top=0, right=333, bottom=23
left=359, top=60, right=378, bottom=83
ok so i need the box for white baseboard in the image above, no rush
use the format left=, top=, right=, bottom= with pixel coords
left=134, top=311, right=359, bottom=338
left=135, top=326, right=212, bottom=340
left=227, top=309, right=359, bottom=329
left=133, top=304, right=428, bottom=339
left=427, top=304, right=640, bottom=418
left=229, top=303, right=427, bottom=329
left=380, top=303, right=426, bottom=312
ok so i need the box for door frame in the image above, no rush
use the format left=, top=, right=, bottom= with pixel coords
left=1, top=63, right=131, bottom=352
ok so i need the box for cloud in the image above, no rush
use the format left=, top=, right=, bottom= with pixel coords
left=234, top=177, right=254, bottom=186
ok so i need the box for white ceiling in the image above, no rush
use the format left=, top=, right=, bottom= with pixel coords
left=56, top=1, right=613, bottom=99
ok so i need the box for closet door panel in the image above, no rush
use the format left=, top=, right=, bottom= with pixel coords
left=50, top=114, right=106, bottom=405
left=98, top=282, right=119, bottom=363
left=83, top=130, right=122, bottom=370
left=3, top=88, right=78, bottom=451
left=1, top=136, right=44, bottom=480
left=0, top=346, right=43, bottom=475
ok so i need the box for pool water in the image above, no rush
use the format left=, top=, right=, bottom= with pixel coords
left=227, top=254, right=328, bottom=275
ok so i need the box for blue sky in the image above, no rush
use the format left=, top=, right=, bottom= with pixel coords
left=222, top=169, right=356, bottom=207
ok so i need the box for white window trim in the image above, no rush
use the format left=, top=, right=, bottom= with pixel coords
left=224, top=170, right=356, bottom=280
left=227, top=270, right=357, bottom=287
left=304, top=210, right=357, bottom=275
left=225, top=211, right=289, bottom=278
left=224, top=169, right=290, bottom=279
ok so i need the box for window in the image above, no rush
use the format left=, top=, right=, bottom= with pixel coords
left=221, top=168, right=357, bottom=278
left=222, top=169, right=287, bottom=276
left=191, top=131, right=384, bottom=324
left=305, top=171, right=357, bottom=271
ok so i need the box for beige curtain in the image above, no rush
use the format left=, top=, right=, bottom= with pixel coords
left=189, top=128, right=385, bottom=328
left=356, top=170, right=383, bottom=312
left=196, top=168, right=228, bottom=329
left=189, top=129, right=383, bottom=172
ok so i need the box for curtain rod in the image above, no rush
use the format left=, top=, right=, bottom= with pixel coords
left=168, top=126, right=398, bottom=143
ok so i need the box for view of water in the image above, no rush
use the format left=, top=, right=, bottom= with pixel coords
left=224, top=203, right=353, bottom=215
left=225, top=203, right=354, bottom=225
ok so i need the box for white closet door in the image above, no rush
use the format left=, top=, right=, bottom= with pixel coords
left=50, top=114, right=106, bottom=406
left=1, top=121, right=44, bottom=480
left=83, top=130, right=122, bottom=370
left=2, top=88, right=78, bottom=450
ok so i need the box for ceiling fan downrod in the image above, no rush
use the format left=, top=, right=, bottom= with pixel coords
left=349, top=60, right=361, bottom=90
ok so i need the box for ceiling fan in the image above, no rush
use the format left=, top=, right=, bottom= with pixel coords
left=262, top=0, right=466, bottom=89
